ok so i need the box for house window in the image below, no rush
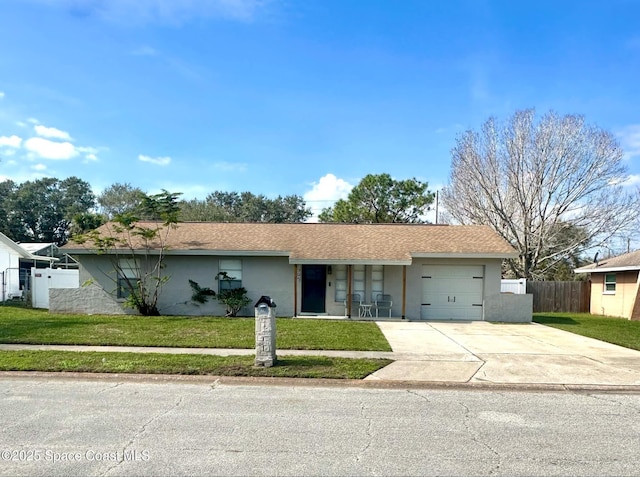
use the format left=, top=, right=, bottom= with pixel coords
left=352, top=265, right=366, bottom=300
left=335, top=265, right=347, bottom=301
left=371, top=265, right=384, bottom=302
left=219, top=259, right=242, bottom=292
left=604, top=273, right=616, bottom=294
left=117, top=258, right=138, bottom=299
left=333, top=264, right=385, bottom=302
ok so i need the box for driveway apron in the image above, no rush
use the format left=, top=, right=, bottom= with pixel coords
left=368, top=321, right=640, bottom=386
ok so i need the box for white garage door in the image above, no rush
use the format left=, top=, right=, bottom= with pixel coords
left=421, top=265, right=484, bottom=320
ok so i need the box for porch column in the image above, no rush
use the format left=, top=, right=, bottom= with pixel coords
left=402, top=265, right=407, bottom=319
left=347, top=264, right=353, bottom=318
left=293, top=264, right=298, bottom=317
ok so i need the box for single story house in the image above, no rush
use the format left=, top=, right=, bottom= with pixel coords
left=62, top=222, right=531, bottom=321
left=18, top=242, right=79, bottom=269
left=0, top=232, right=56, bottom=301
left=575, top=249, right=640, bottom=320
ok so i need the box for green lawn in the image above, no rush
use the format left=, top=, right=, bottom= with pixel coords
left=0, top=306, right=391, bottom=351
left=533, top=312, right=640, bottom=351
left=0, top=350, right=392, bottom=379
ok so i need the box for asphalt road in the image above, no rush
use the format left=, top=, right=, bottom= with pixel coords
left=1, top=375, right=639, bottom=476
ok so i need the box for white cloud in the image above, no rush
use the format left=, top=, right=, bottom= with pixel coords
left=617, top=124, right=640, bottom=159
left=623, top=174, right=640, bottom=186
left=139, top=154, right=171, bottom=166
left=31, top=163, right=47, bottom=171
left=0, top=91, right=5, bottom=99
left=0, top=135, right=23, bottom=148
left=303, top=173, right=354, bottom=222
left=77, top=146, right=100, bottom=162
left=130, top=46, right=158, bottom=56
left=24, top=137, right=79, bottom=160
left=39, top=0, right=272, bottom=24
left=213, top=161, right=248, bottom=172
left=34, top=124, right=73, bottom=141
left=7, top=118, right=101, bottom=162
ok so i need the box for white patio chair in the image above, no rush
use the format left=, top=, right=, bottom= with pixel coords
left=374, top=294, right=393, bottom=318
left=344, top=293, right=362, bottom=317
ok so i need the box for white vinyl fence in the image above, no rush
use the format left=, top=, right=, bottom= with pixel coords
left=31, top=268, right=79, bottom=309
left=501, top=278, right=527, bottom=294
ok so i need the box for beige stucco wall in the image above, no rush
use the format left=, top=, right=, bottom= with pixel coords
left=589, top=271, right=640, bottom=319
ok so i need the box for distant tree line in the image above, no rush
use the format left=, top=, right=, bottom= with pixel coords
left=0, top=180, right=316, bottom=246
left=0, top=177, right=95, bottom=246
left=0, top=173, right=436, bottom=247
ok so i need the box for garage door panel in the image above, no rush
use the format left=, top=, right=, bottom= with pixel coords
left=423, top=265, right=483, bottom=279
left=422, top=279, right=483, bottom=302
left=421, top=265, right=484, bottom=321
left=421, top=304, right=483, bottom=320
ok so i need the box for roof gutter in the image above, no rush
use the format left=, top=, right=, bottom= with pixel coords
left=411, top=252, right=518, bottom=259
left=289, top=259, right=412, bottom=266
left=575, top=265, right=640, bottom=274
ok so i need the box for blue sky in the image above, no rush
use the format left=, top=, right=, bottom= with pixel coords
left=1, top=0, right=640, bottom=219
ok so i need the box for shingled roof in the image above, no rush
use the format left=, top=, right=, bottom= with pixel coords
left=575, top=249, right=640, bottom=274
left=64, top=222, right=517, bottom=265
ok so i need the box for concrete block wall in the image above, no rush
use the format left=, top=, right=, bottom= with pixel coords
left=49, top=286, right=127, bottom=315
left=484, top=293, right=533, bottom=322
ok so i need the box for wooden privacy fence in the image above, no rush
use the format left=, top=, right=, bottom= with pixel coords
left=526, top=281, right=590, bottom=313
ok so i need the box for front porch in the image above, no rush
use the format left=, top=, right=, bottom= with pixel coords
left=293, top=263, right=407, bottom=319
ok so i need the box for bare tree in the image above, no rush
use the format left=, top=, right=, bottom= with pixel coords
left=442, top=109, right=640, bottom=279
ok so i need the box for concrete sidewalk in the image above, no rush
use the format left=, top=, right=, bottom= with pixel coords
left=0, top=343, right=394, bottom=360
left=368, top=321, right=640, bottom=386
left=2, top=321, right=640, bottom=388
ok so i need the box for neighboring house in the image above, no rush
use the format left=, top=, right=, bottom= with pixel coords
left=575, top=249, right=640, bottom=320
left=0, top=232, right=56, bottom=301
left=19, top=242, right=79, bottom=269
left=62, top=222, right=530, bottom=321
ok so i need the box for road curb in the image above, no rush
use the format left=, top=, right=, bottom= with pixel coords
left=2, top=371, right=640, bottom=393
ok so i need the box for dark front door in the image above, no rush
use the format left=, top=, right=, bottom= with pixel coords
left=301, top=265, right=326, bottom=313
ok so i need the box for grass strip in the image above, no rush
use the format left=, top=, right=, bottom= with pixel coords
left=0, top=306, right=391, bottom=351
left=533, top=312, right=640, bottom=351
left=0, top=350, right=392, bottom=379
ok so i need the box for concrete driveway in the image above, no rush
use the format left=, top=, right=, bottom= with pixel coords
left=367, top=321, right=640, bottom=386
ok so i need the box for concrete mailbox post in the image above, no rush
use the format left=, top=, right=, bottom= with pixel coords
left=254, top=295, right=277, bottom=367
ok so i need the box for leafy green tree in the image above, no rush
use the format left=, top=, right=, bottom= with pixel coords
left=179, top=191, right=311, bottom=222
left=75, top=190, right=181, bottom=316
left=70, top=212, right=106, bottom=236
left=319, top=173, right=434, bottom=223
left=0, top=180, right=17, bottom=237
left=6, top=177, right=95, bottom=245
left=97, top=182, right=145, bottom=219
